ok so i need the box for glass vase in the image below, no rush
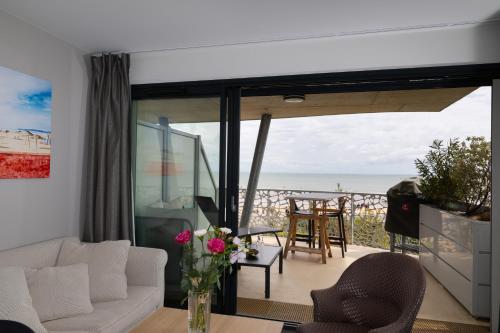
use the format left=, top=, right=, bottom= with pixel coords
left=188, top=290, right=211, bottom=333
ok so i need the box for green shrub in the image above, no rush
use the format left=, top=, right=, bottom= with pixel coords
left=415, top=137, right=491, bottom=216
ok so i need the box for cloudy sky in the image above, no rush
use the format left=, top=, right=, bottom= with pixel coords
left=173, top=87, right=491, bottom=176
left=0, top=65, right=52, bottom=132
left=240, top=87, right=491, bottom=175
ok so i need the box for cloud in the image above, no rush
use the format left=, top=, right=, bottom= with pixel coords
left=241, top=87, right=491, bottom=175
left=0, top=65, right=52, bottom=131
left=158, top=87, right=491, bottom=176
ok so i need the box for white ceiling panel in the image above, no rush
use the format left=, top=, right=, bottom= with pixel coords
left=0, top=0, right=499, bottom=53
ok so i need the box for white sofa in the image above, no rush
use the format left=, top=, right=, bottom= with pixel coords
left=0, top=237, right=168, bottom=333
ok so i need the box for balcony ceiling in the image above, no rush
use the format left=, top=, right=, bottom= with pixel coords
left=136, top=87, right=477, bottom=123
left=0, top=1, right=499, bottom=53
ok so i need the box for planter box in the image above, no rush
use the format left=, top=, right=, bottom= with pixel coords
left=419, top=204, right=491, bottom=318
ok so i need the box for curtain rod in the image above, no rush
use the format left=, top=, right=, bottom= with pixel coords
left=90, top=51, right=126, bottom=57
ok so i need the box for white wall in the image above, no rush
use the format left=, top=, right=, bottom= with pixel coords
left=130, top=20, right=500, bottom=84
left=0, top=10, right=87, bottom=250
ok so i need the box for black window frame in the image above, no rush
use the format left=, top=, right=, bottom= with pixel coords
left=131, top=62, right=500, bottom=318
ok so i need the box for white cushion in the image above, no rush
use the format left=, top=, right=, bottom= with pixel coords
left=0, top=238, right=78, bottom=269
left=46, top=331, right=91, bottom=333
left=42, top=286, right=162, bottom=333
left=57, top=240, right=130, bottom=302
left=26, top=264, right=94, bottom=322
left=0, top=267, right=47, bottom=333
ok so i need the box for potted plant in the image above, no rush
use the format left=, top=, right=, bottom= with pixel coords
left=416, top=136, right=491, bottom=218
left=415, top=136, right=491, bottom=318
left=175, top=226, right=245, bottom=333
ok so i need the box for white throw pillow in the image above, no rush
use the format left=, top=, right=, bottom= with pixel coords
left=57, top=240, right=131, bottom=302
left=0, top=267, right=47, bottom=333
left=26, top=264, right=94, bottom=322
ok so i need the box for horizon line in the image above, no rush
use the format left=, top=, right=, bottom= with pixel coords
left=237, top=171, right=417, bottom=176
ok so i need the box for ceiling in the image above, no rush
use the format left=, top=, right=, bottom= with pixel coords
left=0, top=1, right=499, bottom=53
left=136, top=87, right=477, bottom=124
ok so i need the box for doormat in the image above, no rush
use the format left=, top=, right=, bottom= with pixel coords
left=237, top=297, right=490, bottom=333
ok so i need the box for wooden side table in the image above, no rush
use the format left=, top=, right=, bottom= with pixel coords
left=131, top=308, right=283, bottom=333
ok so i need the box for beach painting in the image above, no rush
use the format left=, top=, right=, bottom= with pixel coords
left=0, top=65, right=52, bottom=179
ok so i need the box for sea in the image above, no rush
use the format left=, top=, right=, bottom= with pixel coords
left=239, top=172, right=416, bottom=194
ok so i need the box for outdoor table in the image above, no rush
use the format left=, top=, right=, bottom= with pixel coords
left=284, top=193, right=347, bottom=264
left=238, top=226, right=283, bottom=246
left=237, top=245, right=283, bottom=298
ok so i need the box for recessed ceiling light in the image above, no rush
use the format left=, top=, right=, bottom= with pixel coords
left=283, top=94, right=305, bottom=103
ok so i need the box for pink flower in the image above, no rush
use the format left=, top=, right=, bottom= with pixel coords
left=207, top=238, right=225, bottom=253
left=175, top=230, right=191, bottom=245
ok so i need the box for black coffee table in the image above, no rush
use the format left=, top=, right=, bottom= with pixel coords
left=238, top=226, right=283, bottom=246
left=238, top=245, right=283, bottom=298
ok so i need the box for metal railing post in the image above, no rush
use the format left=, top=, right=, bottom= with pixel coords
left=350, top=193, right=355, bottom=244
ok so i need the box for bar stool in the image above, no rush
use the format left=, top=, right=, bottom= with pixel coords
left=287, top=199, right=314, bottom=252
left=287, top=199, right=316, bottom=248
left=284, top=198, right=332, bottom=264
left=323, top=197, right=348, bottom=257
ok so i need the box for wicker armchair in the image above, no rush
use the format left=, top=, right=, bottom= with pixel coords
left=297, top=252, right=426, bottom=333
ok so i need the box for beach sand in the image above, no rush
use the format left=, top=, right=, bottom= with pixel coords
left=0, top=130, right=51, bottom=178
left=0, top=130, right=51, bottom=154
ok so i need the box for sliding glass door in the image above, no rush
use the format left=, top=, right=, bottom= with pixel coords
left=132, top=90, right=240, bottom=312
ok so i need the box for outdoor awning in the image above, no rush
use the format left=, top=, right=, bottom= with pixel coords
left=136, top=87, right=477, bottom=124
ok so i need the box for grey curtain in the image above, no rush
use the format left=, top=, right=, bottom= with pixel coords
left=83, top=54, right=133, bottom=242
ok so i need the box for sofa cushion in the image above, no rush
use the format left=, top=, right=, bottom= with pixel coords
left=0, top=238, right=78, bottom=269
left=57, top=240, right=130, bottom=302
left=42, top=286, right=162, bottom=333
left=47, top=331, right=91, bottom=333
left=26, top=264, right=94, bottom=322
left=0, top=267, right=47, bottom=333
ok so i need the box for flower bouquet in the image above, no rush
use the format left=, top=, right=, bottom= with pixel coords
left=175, top=226, right=245, bottom=333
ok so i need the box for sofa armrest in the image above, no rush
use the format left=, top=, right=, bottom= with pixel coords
left=126, top=246, right=168, bottom=288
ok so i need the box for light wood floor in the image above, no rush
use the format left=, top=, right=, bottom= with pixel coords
left=237, top=237, right=489, bottom=327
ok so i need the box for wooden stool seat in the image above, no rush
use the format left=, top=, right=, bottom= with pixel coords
left=284, top=198, right=333, bottom=264
left=322, top=198, right=348, bottom=257
left=295, top=210, right=314, bottom=216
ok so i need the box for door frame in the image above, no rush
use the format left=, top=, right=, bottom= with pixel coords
left=132, top=63, right=500, bottom=99
left=223, top=87, right=241, bottom=314
left=132, top=63, right=500, bottom=327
